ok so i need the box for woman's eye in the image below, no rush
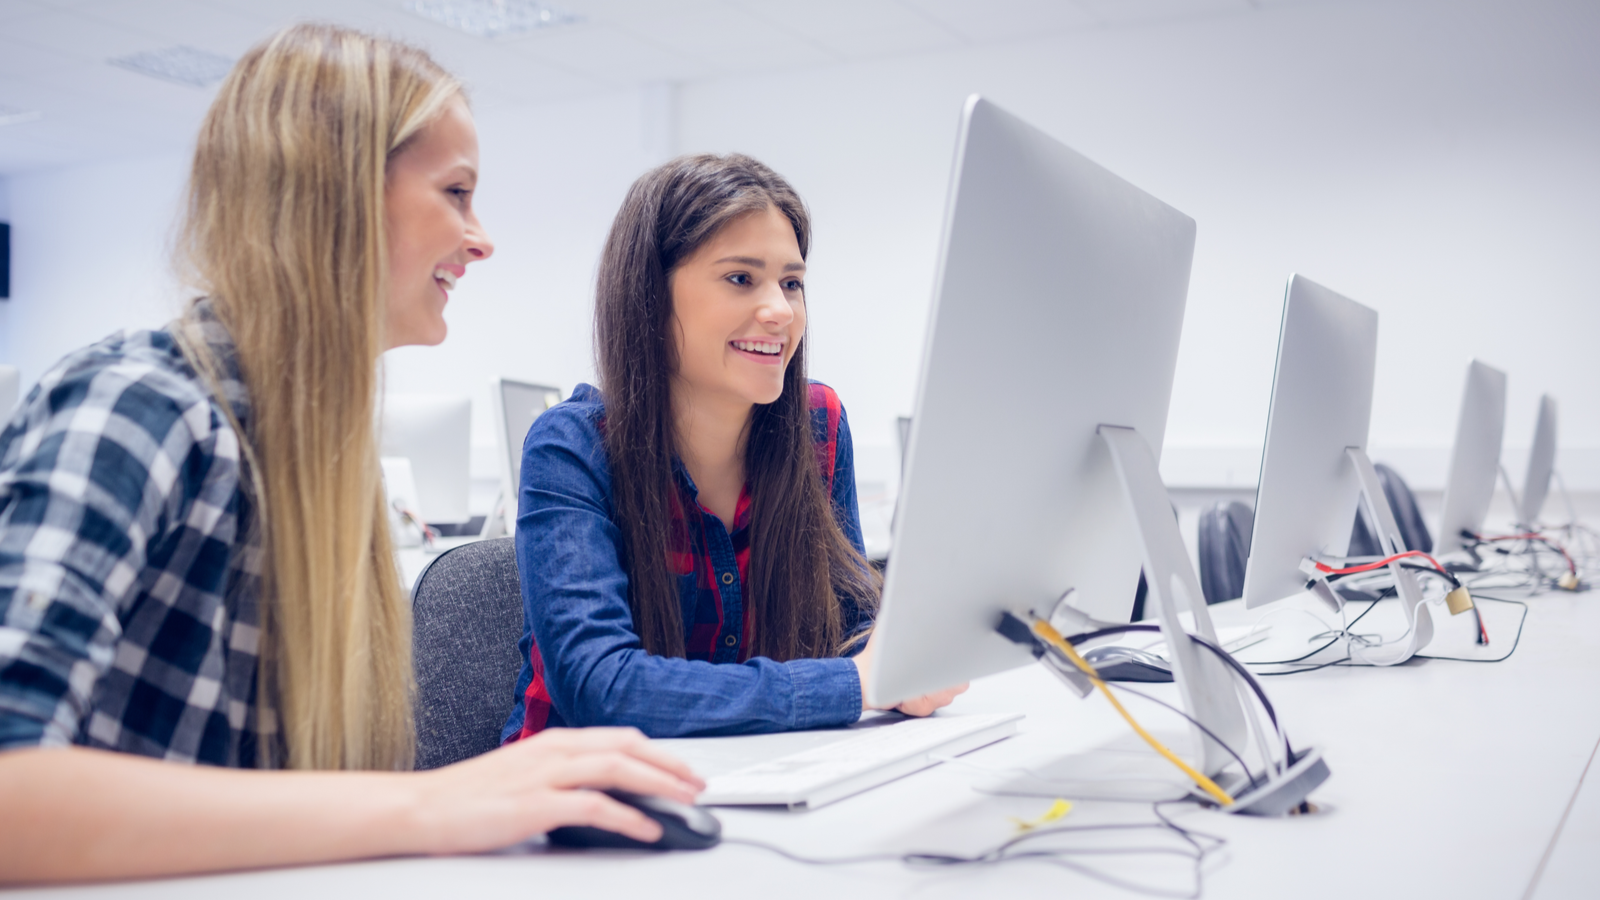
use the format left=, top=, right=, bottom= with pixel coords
left=447, top=187, right=472, bottom=204
left=783, top=279, right=805, bottom=292
left=726, top=273, right=752, bottom=286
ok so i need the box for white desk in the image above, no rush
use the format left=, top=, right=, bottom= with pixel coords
left=12, top=590, right=1600, bottom=899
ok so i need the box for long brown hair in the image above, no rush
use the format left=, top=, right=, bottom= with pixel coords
left=595, top=154, right=879, bottom=662
left=175, top=23, right=462, bottom=770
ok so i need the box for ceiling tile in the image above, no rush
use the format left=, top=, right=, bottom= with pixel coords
left=1075, top=0, right=1255, bottom=27
left=3, top=7, right=174, bottom=63
left=75, top=0, right=280, bottom=57
left=502, top=23, right=716, bottom=86
left=739, top=0, right=962, bottom=60
left=599, top=1, right=839, bottom=78
left=898, top=0, right=1097, bottom=44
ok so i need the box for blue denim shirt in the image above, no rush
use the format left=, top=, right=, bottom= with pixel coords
left=501, top=383, right=869, bottom=740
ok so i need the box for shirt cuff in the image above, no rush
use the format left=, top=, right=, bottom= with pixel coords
left=785, top=657, right=863, bottom=730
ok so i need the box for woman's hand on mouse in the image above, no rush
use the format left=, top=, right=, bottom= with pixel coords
left=406, top=727, right=704, bottom=855
left=850, top=628, right=969, bottom=716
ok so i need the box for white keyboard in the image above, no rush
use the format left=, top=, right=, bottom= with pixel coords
left=683, top=712, right=1022, bottom=809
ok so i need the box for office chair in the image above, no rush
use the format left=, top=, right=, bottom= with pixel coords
left=411, top=537, right=525, bottom=770
left=1197, top=500, right=1254, bottom=605
left=1348, top=463, right=1432, bottom=557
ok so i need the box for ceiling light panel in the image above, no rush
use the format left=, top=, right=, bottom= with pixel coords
left=406, top=0, right=584, bottom=38
left=109, top=45, right=235, bottom=88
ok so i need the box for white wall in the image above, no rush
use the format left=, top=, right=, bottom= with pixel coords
left=382, top=88, right=664, bottom=492
left=0, top=154, right=190, bottom=392
left=0, top=88, right=664, bottom=513
left=676, top=0, right=1600, bottom=492
left=3, top=0, right=1596, bottom=514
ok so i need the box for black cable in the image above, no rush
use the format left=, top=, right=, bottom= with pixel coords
left=1256, top=595, right=1530, bottom=673
left=1415, top=595, right=1529, bottom=663
left=1060, top=623, right=1293, bottom=774
left=1244, top=597, right=1381, bottom=666
left=1106, top=682, right=1262, bottom=791
left=722, top=801, right=1226, bottom=900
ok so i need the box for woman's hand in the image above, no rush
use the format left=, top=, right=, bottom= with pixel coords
left=850, top=628, right=969, bottom=716
left=407, top=727, right=704, bottom=855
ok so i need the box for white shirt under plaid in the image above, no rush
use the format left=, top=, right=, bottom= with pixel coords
left=0, top=301, right=268, bottom=766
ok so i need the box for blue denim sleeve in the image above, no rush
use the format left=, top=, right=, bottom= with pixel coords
left=828, top=402, right=875, bottom=647
left=513, top=400, right=862, bottom=738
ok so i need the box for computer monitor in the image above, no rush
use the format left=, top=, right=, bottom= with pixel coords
left=1436, top=360, right=1507, bottom=554
left=488, top=378, right=563, bottom=533
left=868, top=95, right=1198, bottom=703
left=1518, top=394, right=1558, bottom=527
left=1239, top=276, right=1444, bottom=666
left=379, top=393, right=472, bottom=525
left=1240, top=276, right=1378, bottom=609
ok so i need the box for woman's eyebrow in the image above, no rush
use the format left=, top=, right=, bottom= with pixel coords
left=712, top=256, right=806, bottom=273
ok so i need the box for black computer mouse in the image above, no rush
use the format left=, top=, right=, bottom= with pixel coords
left=1082, top=645, right=1174, bottom=683
left=546, top=789, right=722, bottom=851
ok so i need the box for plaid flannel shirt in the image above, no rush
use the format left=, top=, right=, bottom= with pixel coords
left=0, top=302, right=267, bottom=766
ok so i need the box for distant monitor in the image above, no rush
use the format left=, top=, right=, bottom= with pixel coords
left=1240, top=276, right=1378, bottom=609
left=1435, top=360, right=1507, bottom=553
left=1518, top=394, right=1558, bottom=526
left=492, top=378, right=562, bottom=509
left=869, top=96, right=1198, bottom=706
left=380, top=393, right=472, bottom=525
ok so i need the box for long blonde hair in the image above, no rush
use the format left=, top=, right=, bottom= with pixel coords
left=176, top=23, right=461, bottom=770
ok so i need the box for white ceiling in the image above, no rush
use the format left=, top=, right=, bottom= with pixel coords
left=0, top=0, right=1316, bottom=175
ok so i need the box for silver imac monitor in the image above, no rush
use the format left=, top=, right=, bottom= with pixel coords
left=1518, top=394, right=1558, bottom=527
left=1435, top=359, right=1507, bottom=553
left=1240, top=276, right=1378, bottom=610
left=379, top=393, right=473, bottom=525
left=868, top=95, right=1197, bottom=707
left=493, top=377, right=563, bottom=502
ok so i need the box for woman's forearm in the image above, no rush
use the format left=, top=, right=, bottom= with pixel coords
left=0, top=729, right=702, bottom=885
left=0, top=745, right=425, bottom=883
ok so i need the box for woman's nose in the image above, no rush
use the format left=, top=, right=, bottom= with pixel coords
left=465, top=214, right=494, bottom=262
left=756, top=284, right=793, bottom=326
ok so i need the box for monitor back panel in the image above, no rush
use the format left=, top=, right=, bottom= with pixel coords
left=1241, top=275, right=1378, bottom=609
left=1436, top=359, right=1507, bottom=553
left=497, top=379, right=563, bottom=497
left=1520, top=394, right=1558, bottom=526
left=870, top=95, right=1196, bottom=705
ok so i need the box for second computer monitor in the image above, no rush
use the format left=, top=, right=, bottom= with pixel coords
left=1240, top=275, right=1379, bottom=609
left=1435, top=359, right=1507, bottom=554
left=1519, top=394, right=1559, bottom=527
left=867, top=95, right=1197, bottom=706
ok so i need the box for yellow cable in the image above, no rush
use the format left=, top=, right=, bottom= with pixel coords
left=1031, top=619, right=1235, bottom=807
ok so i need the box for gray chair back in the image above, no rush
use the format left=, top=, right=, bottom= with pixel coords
left=1348, top=462, right=1433, bottom=557
left=412, top=537, right=524, bottom=770
left=1197, top=500, right=1254, bottom=605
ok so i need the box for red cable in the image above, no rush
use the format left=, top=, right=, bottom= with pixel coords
left=1468, top=531, right=1578, bottom=575
left=1313, top=549, right=1450, bottom=578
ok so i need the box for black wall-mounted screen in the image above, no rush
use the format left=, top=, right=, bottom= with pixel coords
left=1, top=222, right=9, bottom=299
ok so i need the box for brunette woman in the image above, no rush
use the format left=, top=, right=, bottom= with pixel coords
left=0, top=24, right=698, bottom=884
left=504, top=155, right=965, bottom=741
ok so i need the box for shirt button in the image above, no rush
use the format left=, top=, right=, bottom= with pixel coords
left=721, top=572, right=735, bottom=585
left=724, top=634, right=738, bottom=647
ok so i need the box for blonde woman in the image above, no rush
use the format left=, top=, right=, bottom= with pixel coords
left=0, top=24, right=698, bottom=884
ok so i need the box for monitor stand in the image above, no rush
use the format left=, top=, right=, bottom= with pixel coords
left=1096, top=425, right=1253, bottom=780
left=1015, top=425, right=1331, bottom=815
left=1341, top=446, right=1433, bottom=666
